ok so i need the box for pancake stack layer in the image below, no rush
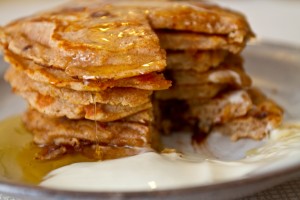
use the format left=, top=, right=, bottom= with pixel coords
left=0, top=0, right=283, bottom=160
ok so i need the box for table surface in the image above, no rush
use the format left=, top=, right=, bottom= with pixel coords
left=242, top=178, right=300, bottom=200
left=0, top=1, right=300, bottom=199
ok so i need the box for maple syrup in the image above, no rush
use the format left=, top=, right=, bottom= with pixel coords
left=0, top=116, right=93, bottom=185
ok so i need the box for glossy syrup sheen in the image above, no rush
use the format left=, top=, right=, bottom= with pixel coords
left=0, top=116, right=93, bottom=184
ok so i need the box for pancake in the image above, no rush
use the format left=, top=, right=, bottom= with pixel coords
left=158, top=31, right=245, bottom=53
left=187, top=90, right=252, bottom=132
left=23, top=109, right=154, bottom=160
left=37, top=145, right=151, bottom=161
left=92, top=0, right=254, bottom=45
left=2, top=6, right=166, bottom=79
left=121, top=109, right=153, bottom=124
left=5, top=67, right=152, bottom=107
left=155, top=84, right=226, bottom=100
left=1, top=0, right=253, bottom=73
left=155, top=90, right=252, bottom=134
left=70, top=0, right=253, bottom=34
left=14, top=89, right=152, bottom=122
left=167, top=64, right=251, bottom=87
left=166, top=50, right=228, bottom=72
left=156, top=88, right=283, bottom=140
left=215, top=114, right=281, bottom=141
left=5, top=51, right=171, bottom=91
left=198, top=89, right=283, bottom=140
left=23, top=109, right=152, bottom=147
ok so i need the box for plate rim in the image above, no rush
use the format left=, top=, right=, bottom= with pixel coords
left=0, top=157, right=300, bottom=199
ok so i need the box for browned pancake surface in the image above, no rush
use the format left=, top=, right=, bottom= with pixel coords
left=14, top=89, right=152, bottom=122
left=23, top=109, right=152, bottom=147
left=155, top=84, right=226, bottom=100
left=3, top=5, right=166, bottom=79
left=166, top=50, right=228, bottom=72
left=5, top=52, right=171, bottom=91
left=5, top=67, right=152, bottom=107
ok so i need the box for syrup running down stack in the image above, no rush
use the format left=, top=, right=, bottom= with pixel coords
left=0, top=0, right=283, bottom=160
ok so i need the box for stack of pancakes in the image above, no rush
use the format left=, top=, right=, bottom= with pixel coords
left=1, top=3, right=171, bottom=160
left=0, top=0, right=283, bottom=159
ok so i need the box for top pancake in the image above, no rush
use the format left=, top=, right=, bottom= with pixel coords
left=1, top=0, right=254, bottom=79
left=90, top=0, right=253, bottom=52
left=1, top=4, right=166, bottom=80
left=73, top=0, right=254, bottom=42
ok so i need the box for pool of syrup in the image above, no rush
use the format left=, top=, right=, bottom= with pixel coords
left=0, top=116, right=93, bottom=184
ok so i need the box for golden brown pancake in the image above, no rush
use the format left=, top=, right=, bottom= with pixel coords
left=23, top=109, right=154, bottom=160
left=90, top=0, right=254, bottom=45
left=5, top=67, right=152, bottom=107
left=187, top=90, right=252, bottom=132
left=68, top=0, right=253, bottom=34
left=37, top=145, right=151, bottom=161
left=1, top=0, right=253, bottom=76
left=2, top=6, right=166, bottom=79
left=158, top=31, right=245, bottom=53
left=167, top=64, right=251, bottom=87
left=155, top=84, right=226, bottom=100
left=156, top=89, right=283, bottom=141
left=14, top=89, right=152, bottom=122
left=162, top=52, right=250, bottom=92
left=215, top=115, right=280, bottom=141
left=121, top=109, right=153, bottom=124
left=5, top=52, right=171, bottom=91
left=214, top=89, right=283, bottom=140
left=154, top=90, right=252, bottom=134
left=196, top=89, right=282, bottom=140
left=166, top=50, right=228, bottom=72
left=23, top=109, right=152, bottom=148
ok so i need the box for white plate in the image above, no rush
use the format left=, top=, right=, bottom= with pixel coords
left=0, top=42, right=300, bottom=200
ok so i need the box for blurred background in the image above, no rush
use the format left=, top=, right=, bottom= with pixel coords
left=0, top=0, right=300, bottom=46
